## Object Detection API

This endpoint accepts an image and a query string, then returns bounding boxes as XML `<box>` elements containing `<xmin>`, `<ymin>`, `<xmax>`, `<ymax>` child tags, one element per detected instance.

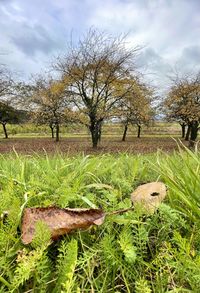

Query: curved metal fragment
<box><xmin>131</xmin><ymin>182</ymin><xmax>167</xmax><ymax>213</ymax></box>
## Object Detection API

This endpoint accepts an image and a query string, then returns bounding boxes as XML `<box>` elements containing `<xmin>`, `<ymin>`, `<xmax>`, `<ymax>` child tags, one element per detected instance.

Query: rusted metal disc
<box><xmin>131</xmin><ymin>182</ymin><xmax>167</xmax><ymax>213</ymax></box>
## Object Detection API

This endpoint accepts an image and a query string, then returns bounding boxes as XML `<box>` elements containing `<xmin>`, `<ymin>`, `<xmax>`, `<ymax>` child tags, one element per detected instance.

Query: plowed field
<box><xmin>0</xmin><ymin>136</ymin><xmax>188</xmax><ymax>155</ymax></box>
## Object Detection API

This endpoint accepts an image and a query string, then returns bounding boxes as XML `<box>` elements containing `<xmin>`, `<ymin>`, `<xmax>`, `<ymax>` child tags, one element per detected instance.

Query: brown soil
<box><xmin>0</xmin><ymin>136</ymin><xmax>188</xmax><ymax>155</ymax></box>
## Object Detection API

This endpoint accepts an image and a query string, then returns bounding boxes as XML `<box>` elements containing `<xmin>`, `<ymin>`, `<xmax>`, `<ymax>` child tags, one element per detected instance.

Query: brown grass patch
<box><xmin>0</xmin><ymin>136</ymin><xmax>188</xmax><ymax>155</ymax></box>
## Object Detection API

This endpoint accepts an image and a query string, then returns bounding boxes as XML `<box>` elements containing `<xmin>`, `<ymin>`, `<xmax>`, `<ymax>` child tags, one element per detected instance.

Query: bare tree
<box><xmin>55</xmin><ymin>29</ymin><xmax>141</xmax><ymax>148</ymax></box>
<box><xmin>0</xmin><ymin>65</ymin><xmax>13</xmax><ymax>100</ymax></box>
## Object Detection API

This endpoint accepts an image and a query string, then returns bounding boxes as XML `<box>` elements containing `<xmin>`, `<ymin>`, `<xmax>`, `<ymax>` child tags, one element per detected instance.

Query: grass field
<box><xmin>0</xmin><ymin>122</ymin><xmax>181</xmax><ymax>139</ymax></box>
<box><xmin>0</xmin><ymin>147</ymin><xmax>200</xmax><ymax>292</ymax></box>
<box><xmin>0</xmin><ymin>121</ymin><xmax>199</xmax><ymax>292</ymax></box>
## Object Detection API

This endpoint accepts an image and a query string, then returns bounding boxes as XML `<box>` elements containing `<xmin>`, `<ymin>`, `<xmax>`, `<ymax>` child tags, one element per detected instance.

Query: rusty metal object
<box><xmin>21</xmin><ymin>207</ymin><xmax>105</xmax><ymax>244</ymax></box>
<box><xmin>131</xmin><ymin>182</ymin><xmax>167</xmax><ymax>213</ymax></box>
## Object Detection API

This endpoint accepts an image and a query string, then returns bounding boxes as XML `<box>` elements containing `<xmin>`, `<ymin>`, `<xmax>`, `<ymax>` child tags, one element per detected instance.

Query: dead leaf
<box><xmin>131</xmin><ymin>182</ymin><xmax>167</xmax><ymax>213</ymax></box>
<box><xmin>21</xmin><ymin>207</ymin><xmax>105</xmax><ymax>244</ymax></box>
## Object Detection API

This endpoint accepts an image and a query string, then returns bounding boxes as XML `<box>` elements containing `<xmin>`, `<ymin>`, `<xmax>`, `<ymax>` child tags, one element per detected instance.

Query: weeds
<box><xmin>0</xmin><ymin>151</ymin><xmax>199</xmax><ymax>292</ymax></box>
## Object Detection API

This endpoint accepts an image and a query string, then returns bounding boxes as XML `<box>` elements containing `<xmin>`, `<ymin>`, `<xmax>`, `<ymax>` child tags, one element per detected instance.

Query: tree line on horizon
<box><xmin>0</xmin><ymin>30</ymin><xmax>199</xmax><ymax>148</ymax></box>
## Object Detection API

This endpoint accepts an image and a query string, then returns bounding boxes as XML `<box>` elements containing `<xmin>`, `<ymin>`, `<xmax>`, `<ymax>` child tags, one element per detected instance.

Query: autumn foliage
<box><xmin>163</xmin><ymin>74</ymin><xmax>200</xmax><ymax>143</ymax></box>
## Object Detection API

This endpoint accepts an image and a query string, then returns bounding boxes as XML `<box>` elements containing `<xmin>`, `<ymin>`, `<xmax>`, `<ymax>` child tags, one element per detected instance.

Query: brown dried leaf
<box><xmin>131</xmin><ymin>182</ymin><xmax>167</xmax><ymax>213</ymax></box>
<box><xmin>21</xmin><ymin>207</ymin><xmax>105</xmax><ymax>244</ymax></box>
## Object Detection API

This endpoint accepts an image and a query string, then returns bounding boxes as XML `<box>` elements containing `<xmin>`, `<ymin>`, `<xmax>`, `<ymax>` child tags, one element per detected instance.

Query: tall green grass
<box><xmin>0</xmin><ymin>150</ymin><xmax>199</xmax><ymax>292</ymax></box>
<box><xmin>156</xmin><ymin>145</ymin><xmax>200</xmax><ymax>222</ymax></box>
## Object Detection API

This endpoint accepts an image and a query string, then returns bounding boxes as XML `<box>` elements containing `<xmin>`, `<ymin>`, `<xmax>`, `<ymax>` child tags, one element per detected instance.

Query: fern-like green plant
<box><xmin>135</xmin><ymin>278</ymin><xmax>152</xmax><ymax>293</ymax></box>
<box><xmin>11</xmin><ymin>247</ymin><xmax>47</xmax><ymax>292</ymax></box>
<box><xmin>53</xmin><ymin>239</ymin><xmax>78</xmax><ymax>293</ymax></box>
<box><xmin>118</xmin><ymin>227</ymin><xmax>137</xmax><ymax>264</ymax></box>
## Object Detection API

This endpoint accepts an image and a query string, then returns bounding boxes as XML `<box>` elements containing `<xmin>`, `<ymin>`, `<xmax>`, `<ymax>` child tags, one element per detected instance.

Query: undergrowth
<box><xmin>0</xmin><ymin>148</ymin><xmax>199</xmax><ymax>292</ymax></box>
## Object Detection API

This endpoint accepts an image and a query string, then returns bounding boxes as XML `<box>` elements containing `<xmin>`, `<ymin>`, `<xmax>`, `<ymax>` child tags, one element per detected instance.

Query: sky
<box><xmin>0</xmin><ymin>0</ymin><xmax>200</xmax><ymax>91</ymax></box>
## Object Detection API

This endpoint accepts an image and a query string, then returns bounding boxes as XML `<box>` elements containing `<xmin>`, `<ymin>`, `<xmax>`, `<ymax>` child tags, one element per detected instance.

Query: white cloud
<box><xmin>0</xmin><ymin>0</ymin><xmax>199</xmax><ymax>88</ymax></box>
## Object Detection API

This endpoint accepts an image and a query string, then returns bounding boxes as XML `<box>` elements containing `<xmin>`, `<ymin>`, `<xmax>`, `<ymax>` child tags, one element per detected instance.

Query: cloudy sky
<box><xmin>0</xmin><ymin>0</ymin><xmax>200</xmax><ymax>90</ymax></box>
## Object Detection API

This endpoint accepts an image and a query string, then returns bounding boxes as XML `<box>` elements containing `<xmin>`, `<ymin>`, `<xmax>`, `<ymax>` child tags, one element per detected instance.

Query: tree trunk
<box><xmin>137</xmin><ymin>125</ymin><xmax>141</xmax><ymax>138</ymax></box>
<box><xmin>55</xmin><ymin>123</ymin><xmax>59</xmax><ymax>142</ymax></box>
<box><xmin>89</xmin><ymin>120</ymin><xmax>101</xmax><ymax>148</ymax></box>
<box><xmin>50</xmin><ymin>125</ymin><xmax>54</xmax><ymax>139</ymax></box>
<box><xmin>122</xmin><ymin>123</ymin><xmax>128</xmax><ymax>141</ymax></box>
<box><xmin>190</xmin><ymin>121</ymin><xmax>198</xmax><ymax>141</ymax></box>
<box><xmin>91</xmin><ymin>128</ymin><xmax>99</xmax><ymax>148</ymax></box>
<box><xmin>2</xmin><ymin>123</ymin><xmax>8</xmax><ymax>139</ymax></box>
<box><xmin>185</xmin><ymin>124</ymin><xmax>191</xmax><ymax>141</ymax></box>
<box><xmin>98</xmin><ymin>120</ymin><xmax>103</xmax><ymax>143</ymax></box>
<box><xmin>180</xmin><ymin>123</ymin><xmax>186</xmax><ymax>138</ymax></box>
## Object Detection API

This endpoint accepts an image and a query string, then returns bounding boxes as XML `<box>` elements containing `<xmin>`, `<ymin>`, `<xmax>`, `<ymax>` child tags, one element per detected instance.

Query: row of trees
<box><xmin>20</xmin><ymin>30</ymin><xmax>154</xmax><ymax>147</ymax></box>
<box><xmin>163</xmin><ymin>74</ymin><xmax>200</xmax><ymax>145</ymax></box>
<box><xmin>0</xmin><ymin>30</ymin><xmax>199</xmax><ymax>148</ymax></box>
